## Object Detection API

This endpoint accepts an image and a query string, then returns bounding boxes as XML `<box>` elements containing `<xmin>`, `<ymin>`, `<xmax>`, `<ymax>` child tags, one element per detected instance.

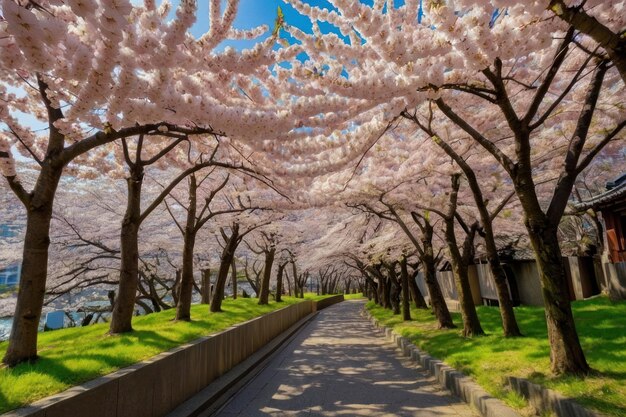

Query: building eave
<box><xmin>573</xmin><ymin>182</ymin><xmax>626</xmax><ymax>211</ymax></box>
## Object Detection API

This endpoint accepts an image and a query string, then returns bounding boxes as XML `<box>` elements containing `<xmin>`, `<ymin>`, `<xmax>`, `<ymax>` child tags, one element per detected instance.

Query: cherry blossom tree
<box><xmin>0</xmin><ymin>0</ymin><xmax>275</xmax><ymax>366</ymax></box>
<box><xmin>548</xmin><ymin>0</ymin><xmax>626</xmax><ymax>82</ymax></box>
<box><xmin>2</xmin><ymin>0</ymin><xmax>624</xmax><ymax>377</ymax></box>
<box><xmin>210</xmin><ymin>212</ymin><xmax>272</xmax><ymax>312</ymax></box>
<box><xmin>245</xmin><ymin>230</ymin><xmax>279</xmax><ymax>305</ymax></box>
<box><xmin>431</xmin><ymin>39</ymin><xmax>624</xmax><ymax>375</ymax></box>
<box><xmin>272</xmin><ymin>0</ymin><xmax>624</xmax><ymax>375</ymax></box>
<box><xmin>163</xmin><ymin>171</ymin><xmax>259</xmax><ymax>321</ymax></box>
<box><xmin>402</xmin><ymin>107</ymin><xmax>522</xmax><ymax>336</ymax></box>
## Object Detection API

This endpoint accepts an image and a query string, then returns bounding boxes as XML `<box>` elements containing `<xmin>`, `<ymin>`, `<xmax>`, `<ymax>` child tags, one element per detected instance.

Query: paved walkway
<box><xmin>215</xmin><ymin>300</ymin><xmax>477</xmax><ymax>417</ymax></box>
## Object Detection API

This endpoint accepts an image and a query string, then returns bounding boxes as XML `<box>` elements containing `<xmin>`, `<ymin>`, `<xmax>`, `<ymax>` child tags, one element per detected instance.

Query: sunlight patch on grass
<box><xmin>367</xmin><ymin>297</ymin><xmax>626</xmax><ymax>417</ymax></box>
<box><xmin>344</xmin><ymin>293</ymin><xmax>365</xmax><ymax>300</ymax></box>
<box><xmin>0</xmin><ymin>297</ymin><xmax>304</xmax><ymax>413</ymax></box>
<box><xmin>302</xmin><ymin>293</ymin><xmax>338</xmax><ymax>301</ymax></box>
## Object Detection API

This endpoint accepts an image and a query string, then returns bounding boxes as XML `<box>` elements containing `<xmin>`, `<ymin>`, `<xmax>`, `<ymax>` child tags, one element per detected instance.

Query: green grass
<box><xmin>0</xmin><ymin>297</ymin><xmax>304</xmax><ymax>413</ymax></box>
<box><xmin>344</xmin><ymin>292</ymin><xmax>365</xmax><ymax>300</ymax></box>
<box><xmin>301</xmin><ymin>292</ymin><xmax>338</xmax><ymax>301</ymax></box>
<box><xmin>367</xmin><ymin>297</ymin><xmax>626</xmax><ymax>417</ymax></box>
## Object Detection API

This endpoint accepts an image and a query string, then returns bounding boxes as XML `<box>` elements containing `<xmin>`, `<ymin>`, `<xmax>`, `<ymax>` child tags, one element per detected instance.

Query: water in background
<box><xmin>0</xmin><ymin>317</ymin><xmax>13</xmax><ymax>341</ymax></box>
<box><xmin>0</xmin><ymin>280</ymin><xmax>259</xmax><ymax>341</ymax></box>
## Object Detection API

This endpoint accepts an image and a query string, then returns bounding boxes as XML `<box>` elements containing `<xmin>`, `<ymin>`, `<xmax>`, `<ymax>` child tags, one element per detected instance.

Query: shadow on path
<box><xmin>216</xmin><ymin>300</ymin><xmax>477</xmax><ymax>417</ymax></box>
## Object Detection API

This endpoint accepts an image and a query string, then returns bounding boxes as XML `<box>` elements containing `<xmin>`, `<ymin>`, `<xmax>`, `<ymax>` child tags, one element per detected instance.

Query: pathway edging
<box><xmin>507</xmin><ymin>376</ymin><xmax>608</xmax><ymax>417</ymax></box>
<box><xmin>363</xmin><ymin>308</ymin><xmax>521</xmax><ymax>417</ymax></box>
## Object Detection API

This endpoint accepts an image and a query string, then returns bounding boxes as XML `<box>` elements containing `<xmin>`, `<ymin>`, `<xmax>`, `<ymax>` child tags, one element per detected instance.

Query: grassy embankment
<box><xmin>302</xmin><ymin>292</ymin><xmax>364</xmax><ymax>301</ymax></box>
<box><xmin>0</xmin><ymin>295</ymin><xmax>330</xmax><ymax>413</ymax></box>
<box><xmin>344</xmin><ymin>292</ymin><xmax>365</xmax><ymax>300</ymax></box>
<box><xmin>367</xmin><ymin>297</ymin><xmax>626</xmax><ymax>416</ymax></box>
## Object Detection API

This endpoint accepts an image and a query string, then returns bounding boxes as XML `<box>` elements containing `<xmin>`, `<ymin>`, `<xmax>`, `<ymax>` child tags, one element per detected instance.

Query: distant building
<box><xmin>575</xmin><ymin>174</ymin><xmax>626</xmax><ymax>262</ymax></box>
<box><xmin>0</xmin><ymin>223</ymin><xmax>21</xmax><ymax>288</ymax></box>
<box><xmin>0</xmin><ymin>264</ymin><xmax>20</xmax><ymax>287</ymax></box>
<box><xmin>0</xmin><ymin>224</ymin><xmax>19</xmax><ymax>238</ymax></box>
<box><xmin>575</xmin><ymin>174</ymin><xmax>626</xmax><ymax>299</ymax></box>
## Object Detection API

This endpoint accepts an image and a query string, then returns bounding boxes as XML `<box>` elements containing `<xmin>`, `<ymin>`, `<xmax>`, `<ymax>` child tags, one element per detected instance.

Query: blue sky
<box><xmin>173</xmin><ymin>0</ymin><xmax>409</xmax><ymax>50</ymax></box>
<box><xmin>187</xmin><ymin>0</ymin><xmax>342</xmax><ymax>50</ymax></box>
<box><xmin>10</xmin><ymin>1</ymin><xmax>417</xmax><ymax>134</ymax></box>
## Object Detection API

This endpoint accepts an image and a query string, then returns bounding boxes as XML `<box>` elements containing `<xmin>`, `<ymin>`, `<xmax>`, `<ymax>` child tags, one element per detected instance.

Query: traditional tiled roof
<box><xmin>574</xmin><ymin>176</ymin><xmax>626</xmax><ymax>211</ymax></box>
<box><xmin>474</xmin><ymin>234</ymin><xmax>537</xmax><ymax>262</ymax></box>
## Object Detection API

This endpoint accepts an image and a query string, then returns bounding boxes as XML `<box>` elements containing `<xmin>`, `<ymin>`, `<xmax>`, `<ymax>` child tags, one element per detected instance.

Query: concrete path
<box><xmin>215</xmin><ymin>300</ymin><xmax>477</xmax><ymax>417</ymax></box>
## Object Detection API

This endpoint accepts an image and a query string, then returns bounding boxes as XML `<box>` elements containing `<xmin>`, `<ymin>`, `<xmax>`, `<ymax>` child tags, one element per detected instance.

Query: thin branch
<box><xmin>163</xmin><ymin>199</ymin><xmax>185</xmax><ymax>235</ymax></box>
<box><xmin>8</xmin><ymin>127</ymin><xmax>42</xmax><ymax>165</ymax></box>
<box><xmin>529</xmin><ymin>52</ymin><xmax>595</xmax><ymax>130</ymax></box>
<box><xmin>576</xmin><ymin>119</ymin><xmax>626</xmax><ymax>174</ymax></box>
<box><xmin>121</xmin><ymin>137</ymin><xmax>134</xmax><ymax>168</ymax></box>
<box><xmin>142</xmin><ymin>136</ymin><xmax>189</xmax><ymax>166</ymax></box>
<box><xmin>522</xmin><ymin>27</ymin><xmax>575</xmax><ymax>125</ymax></box>
<box><xmin>489</xmin><ymin>190</ymin><xmax>516</xmax><ymax>221</ymax></box>
<box><xmin>5</xmin><ymin>175</ymin><xmax>31</xmax><ymax>206</ymax></box>
<box><xmin>341</xmin><ymin>118</ymin><xmax>397</xmax><ymax>191</ymax></box>
<box><xmin>435</xmin><ymin>98</ymin><xmax>516</xmax><ymax>174</ymax></box>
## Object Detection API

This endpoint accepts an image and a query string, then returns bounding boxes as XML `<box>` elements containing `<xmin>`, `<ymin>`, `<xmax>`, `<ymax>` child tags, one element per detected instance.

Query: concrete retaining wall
<box><xmin>312</xmin><ymin>294</ymin><xmax>344</xmax><ymax>311</ymax></box>
<box><xmin>3</xmin><ymin>301</ymin><xmax>315</xmax><ymax>417</ymax></box>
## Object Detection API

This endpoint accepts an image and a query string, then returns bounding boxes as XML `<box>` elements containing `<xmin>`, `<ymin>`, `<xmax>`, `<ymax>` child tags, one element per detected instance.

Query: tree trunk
<box><xmin>527</xmin><ymin>219</ymin><xmax>590</xmax><ymax>375</ymax></box>
<box><xmin>285</xmin><ymin>269</ymin><xmax>292</xmax><ymax>296</ymax></box>
<box><xmin>290</xmin><ymin>262</ymin><xmax>298</xmax><ymax>298</ymax></box>
<box><xmin>175</xmin><ymin>230</ymin><xmax>196</xmax><ymax>321</ymax></box>
<box><xmin>201</xmin><ymin>269</ymin><xmax>211</xmax><ymax>304</ymax></box>
<box><xmin>231</xmin><ymin>260</ymin><xmax>238</xmax><ymax>300</ymax></box>
<box><xmin>258</xmin><ymin>248</ymin><xmax>275</xmax><ymax>305</ymax></box>
<box><xmin>276</xmin><ymin>262</ymin><xmax>286</xmax><ymax>302</ymax></box>
<box><xmin>515</xmin><ymin>159</ymin><xmax>589</xmax><ymax>374</ymax></box>
<box><xmin>428</xmin><ymin>120</ymin><xmax>522</xmax><ymax>337</ymax></box>
<box><xmin>443</xmin><ymin>214</ymin><xmax>483</xmax><ymax>337</ymax></box>
<box><xmin>380</xmin><ymin>276</ymin><xmax>390</xmax><ymax>309</ymax></box>
<box><xmin>110</xmin><ymin>168</ymin><xmax>143</xmax><ymax>334</ymax></box>
<box><xmin>408</xmin><ymin>269</ymin><xmax>428</xmax><ymax>309</ymax></box>
<box><xmin>390</xmin><ymin>278</ymin><xmax>401</xmax><ymax>315</ymax></box>
<box><xmin>488</xmin><ymin>254</ymin><xmax>522</xmax><ymax>336</ymax></box>
<box><xmin>3</xmin><ymin>165</ymin><xmax>61</xmax><ymax>366</ymax></box>
<box><xmin>366</xmin><ymin>276</ymin><xmax>379</xmax><ymax>304</ymax></box>
<box><xmin>172</xmin><ymin>270</ymin><xmax>182</xmax><ymax>307</ymax></box>
<box><xmin>422</xmin><ymin>254</ymin><xmax>455</xmax><ymax>329</ymax></box>
<box><xmin>366</xmin><ymin>280</ymin><xmax>372</xmax><ymax>300</ymax></box>
<box><xmin>386</xmin><ymin>264</ymin><xmax>401</xmax><ymax>315</ymax></box>
<box><xmin>451</xmin><ymin>253</ymin><xmax>484</xmax><ymax>337</ymax></box>
<box><xmin>175</xmin><ymin>175</ymin><xmax>198</xmax><ymax>321</ymax></box>
<box><xmin>400</xmin><ymin>258</ymin><xmax>412</xmax><ymax>321</ymax></box>
<box><xmin>463</xmin><ymin>167</ymin><xmax>521</xmax><ymax>336</ymax></box>
<box><xmin>211</xmin><ymin>225</ymin><xmax>239</xmax><ymax>312</ymax></box>
<box><xmin>403</xmin><ymin>213</ymin><xmax>454</xmax><ymax>328</ymax></box>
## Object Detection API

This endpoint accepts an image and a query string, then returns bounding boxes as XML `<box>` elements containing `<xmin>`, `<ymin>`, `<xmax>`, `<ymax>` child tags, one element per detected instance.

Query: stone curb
<box><xmin>363</xmin><ymin>309</ymin><xmax>521</xmax><ymax>417</ymax></box>
<box><xmin>507</xmin><ymin>376</ymin><xmax>609</xmax><ymax>417</ymax></box>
